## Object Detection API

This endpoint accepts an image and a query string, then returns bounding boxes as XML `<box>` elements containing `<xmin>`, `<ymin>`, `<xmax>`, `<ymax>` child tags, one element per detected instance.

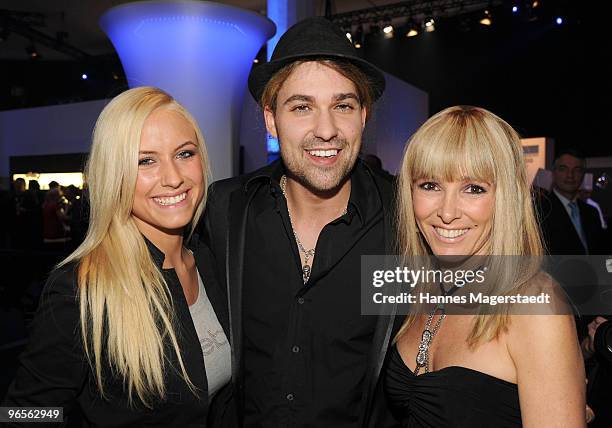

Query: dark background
<box><xmin>357</xmin><ymin>1</ymin><xmax>611</xmax><ymax>156</ymax></box>
<box><xmin>2</xmin><ymin>0</ymin><xmax>610</xmax><ymax>156</ymax></box>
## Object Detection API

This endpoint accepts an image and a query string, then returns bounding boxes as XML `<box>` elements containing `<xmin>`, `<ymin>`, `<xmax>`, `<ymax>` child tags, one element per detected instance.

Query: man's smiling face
<box><xmin>264</xmin><ymin>61</ymin><xmax>366</xmax><ymax>193</ymax></box>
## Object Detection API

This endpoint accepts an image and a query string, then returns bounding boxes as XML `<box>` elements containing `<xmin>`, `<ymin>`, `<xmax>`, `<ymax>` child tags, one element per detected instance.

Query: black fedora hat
<box><xmin>248</xmin><ymin>16</ymin><xmax>386</xmax><ymax>103</ymax></box>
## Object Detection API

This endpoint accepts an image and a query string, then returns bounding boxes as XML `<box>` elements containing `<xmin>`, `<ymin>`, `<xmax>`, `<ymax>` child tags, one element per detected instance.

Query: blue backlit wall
<box><xmin>266</xmin><ymin>0</ymin><xmax>314</xmax><ymax>59</ymax></box>
<box><xmin>362</xmin><ymin>72</ymin><xmax>429</xmax><ymax>174</ymax></box>
<box><xmin>100</xmin><ymin>1</ymin><xmax>275</xmax><ymax>179</ymax></box>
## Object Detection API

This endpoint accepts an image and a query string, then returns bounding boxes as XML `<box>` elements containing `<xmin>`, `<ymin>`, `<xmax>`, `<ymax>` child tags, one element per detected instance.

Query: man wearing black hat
<box><xmin>202</xmin><ymin>17</ymin><xmax>399</xmax><ymax>427</ymax></box>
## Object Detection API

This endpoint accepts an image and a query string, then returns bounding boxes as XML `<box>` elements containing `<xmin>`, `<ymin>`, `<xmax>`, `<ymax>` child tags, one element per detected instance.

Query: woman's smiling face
<box><xmin>131</xmin><ymin>108</ymin><xmax>204</xmax><ymax>239</ymax></box>
<box><xmin>412</xmin><ymin>178</ymin><xmax>495</xmax><ymax>256</ymax></box>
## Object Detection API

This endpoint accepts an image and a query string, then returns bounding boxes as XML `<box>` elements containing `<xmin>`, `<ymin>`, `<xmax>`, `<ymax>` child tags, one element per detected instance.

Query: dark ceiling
<box><xmin>0</xmin><ymin>0</ymin><xmax>398</xmax><ymax>108</ymax></box>
<box><xmin>1</xmin><ymin>0</ymin><xmax>610</xmax><ymax>157</ymax></box>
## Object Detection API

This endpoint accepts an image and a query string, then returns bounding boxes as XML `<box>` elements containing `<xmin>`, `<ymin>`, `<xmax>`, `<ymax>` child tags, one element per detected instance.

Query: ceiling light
<box><xmin>406</xmin><ymin>27</ymin><xmax>419</xmax><ymax>37</ymax></box>
<box><xmin>26</xmin><ymin>45</ymin><xmax>40</xmax><ymax>59</ymax></box>
<box><xmin>354</xmin><ymin>26</ymin><xmax>364</xmax><ymax>48</ymax></box>
<box><xmin>479</xmin><ymin>10</ymin><xmax>492</xmax><ymax>26</ymax></box>
<box><xmin>383</xmin><ymin>24</ymin><xmax>394</xmax><ymax>39</ymax></box>
<box><xmin>424</xmin><ymin>18</ymin><xmax>435</xmax><ymax>32</ymax></box>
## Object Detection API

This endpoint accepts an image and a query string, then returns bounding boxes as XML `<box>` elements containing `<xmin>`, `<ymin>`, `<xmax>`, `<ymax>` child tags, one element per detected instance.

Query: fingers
<box><xmin>586</xmin><ymin>404</ymin><xmax>595</xmax><ymax>424</ymax></box>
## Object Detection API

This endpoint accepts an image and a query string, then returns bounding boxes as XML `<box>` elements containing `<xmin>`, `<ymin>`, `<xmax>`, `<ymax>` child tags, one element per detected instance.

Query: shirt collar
<box><xmin>143</xmin><ymin>232</ymin><xmax>199</xmax><ymax>270</ymax></box>
<box><xmin>245</xmin><ymin>159</ymin><xmax>284</xmax><ymax>191</ymax></box>
<box><xmin>246</xmin><ymin>158</ymin><xmax>382</xmax><ymax>226</ymax></box>
<box><xmin>552</xmin><ymin>187</ymin><xmax>576</xmax><ymax>206</ymax></box>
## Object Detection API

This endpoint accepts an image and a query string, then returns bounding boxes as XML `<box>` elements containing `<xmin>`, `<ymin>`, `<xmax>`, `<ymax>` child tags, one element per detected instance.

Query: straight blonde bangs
<box><xmin>405</xmin><ymin>111</ymin><xmax>498</xmax><ymax>186</ymax></box>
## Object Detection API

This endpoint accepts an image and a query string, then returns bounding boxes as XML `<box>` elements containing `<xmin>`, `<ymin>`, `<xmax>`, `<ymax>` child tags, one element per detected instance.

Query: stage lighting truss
<box><xmin>331</xmin><ymin>0</ymin><xmax>502</xmax><ymax>39</ymax></box>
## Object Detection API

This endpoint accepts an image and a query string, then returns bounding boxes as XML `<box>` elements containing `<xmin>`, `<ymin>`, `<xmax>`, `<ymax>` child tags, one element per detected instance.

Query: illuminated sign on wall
<box><xmin>521</xmin><ymin>137</ymin><xmax>554</xmax><ymax>185</ymax></box>
<box><xmin>12</xmin><ymin>172</ymin><xmax>84</xmax><ymax>190</ymax></box>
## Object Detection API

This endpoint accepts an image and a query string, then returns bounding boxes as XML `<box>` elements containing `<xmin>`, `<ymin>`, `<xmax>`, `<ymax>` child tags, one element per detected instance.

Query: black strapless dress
<box><xmin>384</xmin><ymin>346</ymin><xmax>522</xmax><ymax>427</ymax></box>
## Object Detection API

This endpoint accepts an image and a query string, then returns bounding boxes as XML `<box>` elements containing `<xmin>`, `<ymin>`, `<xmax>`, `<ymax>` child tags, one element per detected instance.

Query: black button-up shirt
<box><xmin>242</xmin><ymin>161</ymin><xmax>387</xmax><ymax>427</ymax></box>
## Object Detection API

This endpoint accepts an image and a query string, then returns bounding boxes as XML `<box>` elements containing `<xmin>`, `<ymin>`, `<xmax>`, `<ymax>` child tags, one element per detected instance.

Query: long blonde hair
<box><xmin>59</xmin><ymin>87</ymin><xmax>209</xmax><ymax>406</ymax></box>
<box><xmin>395</xmin><ymin>105</ymin><xmax>543</xmax><ymax>345</ymax></box>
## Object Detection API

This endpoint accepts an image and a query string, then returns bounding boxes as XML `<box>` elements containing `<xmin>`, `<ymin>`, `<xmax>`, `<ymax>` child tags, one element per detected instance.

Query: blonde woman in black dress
<box><xmin>385</xmin><ymin>106</ymin><xmax>585</xmax><ymax>427</ymax></box>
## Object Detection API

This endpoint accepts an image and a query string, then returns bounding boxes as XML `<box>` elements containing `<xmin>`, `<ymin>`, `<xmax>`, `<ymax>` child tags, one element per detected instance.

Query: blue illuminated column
<box><xmin>100</xmin><ymin>1</ymin><xmax>275</xmax><ymax>179</ymax></box>
<box><xmin>266</xmin><ymin>0</ymin><xmax>314</xmax><ymax>60</ymax></box>
<box><xmin>265</xmin><ymin>0</ymin><xmax>314</xmax><ymax>163</ymax></box>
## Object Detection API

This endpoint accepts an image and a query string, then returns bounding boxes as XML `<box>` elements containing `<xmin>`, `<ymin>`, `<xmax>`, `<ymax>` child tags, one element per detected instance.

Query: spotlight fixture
<box><xmin>479</xmin><ymin>10</ymin><xmax>492</xmax><ymax>26</ymax></box>
<box><xmin>354</xmin><ymin>25</ymin><xmax>364</xmax><ymax>48</ymax></box>
<box><xmin>532</xmin><ymin>1</ymin><xmax>539</xmax><ymax>8</ymax></box>
<box><xmin>253</xmin><ymin>58</ymin><xmax>259</xmax><ymax>63</ymax></box>
<box><xmin>26</xmin><ymin>44</ymin><xmax>40</xmax><ymax>59</ymax></box>
<box><xmin>555</xmin><ymin>16</ymin><xmax>563</xmax><ymax>25</ymax></box>
<box><xmin>424</xmin><ymin>17</ymin><xmax>435</xmax><ymax>32</ymax></box>
<box><xmin>81</xmin><ymin>73</ymin><xmax>88</xmax><ymax>80</ymax></box>
<box><xmin>512</xmin><ymin>5</ymin><xmax>519</xmax><ymax>13</ymax></box>
<box><xmin>406</xmin><ymin>18</ymin><xmax>419</xmax><ymax>37</ymax></box>
<box><xmin>383</xmin><ymin>23</ymin><xmax>394</xmax><ymax>39</ymax></box>
<box><xmin>345</xmin><ymin>31</ymin><xmax>352</xmax><ymax>41</ymax></box>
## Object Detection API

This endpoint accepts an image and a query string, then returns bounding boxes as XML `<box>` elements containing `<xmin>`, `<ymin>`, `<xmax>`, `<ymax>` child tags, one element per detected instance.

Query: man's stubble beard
<box><xmin>280</xmin><ymin>137</ymin><xmax>360</xmax><ymax>195</ymax></box>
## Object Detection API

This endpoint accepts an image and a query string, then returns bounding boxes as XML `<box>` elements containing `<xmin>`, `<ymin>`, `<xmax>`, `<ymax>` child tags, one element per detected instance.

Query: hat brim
<box><xmin>248</xmin><ymin>52</ymin><xmax>386</xmax><ymax>104</ymax></box>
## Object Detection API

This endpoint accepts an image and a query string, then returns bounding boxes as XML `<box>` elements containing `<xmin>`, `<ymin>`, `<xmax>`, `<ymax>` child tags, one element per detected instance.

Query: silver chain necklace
<box><xmin>279</xmin><ymin>175</ymin><xmax>346</xmax><ymax>283</ymax></box>
<box><xmin>414</xmin><ymin>304</ymin><xmax>446</xmax><ymax>375</ymax></box>
<box><xmin>413</xmin><ymin>281</ymin><xmax>460</xmax><ymax>375</ymax></box>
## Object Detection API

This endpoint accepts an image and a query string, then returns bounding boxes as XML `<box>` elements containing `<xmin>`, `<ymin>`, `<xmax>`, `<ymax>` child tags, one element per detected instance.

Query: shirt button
<box><xmin>292</xmin><ymin>345</ymin><xmax>300</xmax><ymax>353</ymax></box>
<box><xmin>286</xmin><ymin>393</ymin><xmax>294</xmax><ymax>401</ymax></box>
<box><xmin>297</xmin><ymin>297</ymin><xmax>305</xmax><ymax>304</ymax></box>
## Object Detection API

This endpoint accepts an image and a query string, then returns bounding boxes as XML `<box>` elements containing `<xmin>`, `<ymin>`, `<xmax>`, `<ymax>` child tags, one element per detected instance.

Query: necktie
<box><xmin>568</xmin><ymin>201</ymin><xmax>588</xmax><ymax>252</ymax></box>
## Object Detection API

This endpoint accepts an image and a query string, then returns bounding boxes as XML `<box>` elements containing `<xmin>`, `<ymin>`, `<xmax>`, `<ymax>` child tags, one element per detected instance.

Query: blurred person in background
<box><xmin>41</xmin><ymin>180</ymin><xmax>70</xmax><ymax>251</ymax></box>
<box><xmin>9</xmin><ymin>178</ymin><xmax>27</xmax><ymax>249</ymax></box>
<box><xmin>536</xmin><ymin>150</ymin><xmax>606</xmax><ymax>255</ymax></box>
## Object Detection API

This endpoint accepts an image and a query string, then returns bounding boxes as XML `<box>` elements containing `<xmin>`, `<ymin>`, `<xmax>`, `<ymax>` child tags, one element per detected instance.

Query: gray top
<box><xmin>189</xmin><ymin>269</ymin><xmax>231</xmax><ymax>399</ymax></box>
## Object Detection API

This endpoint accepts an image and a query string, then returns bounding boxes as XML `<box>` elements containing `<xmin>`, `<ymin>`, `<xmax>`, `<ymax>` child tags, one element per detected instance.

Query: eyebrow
<box><xmin>139</xmin><ymin>141</ymin><xmax>196</xmax><ymax>155</ymax></box>
<box><xmin>282</xmin><ymin>92</ymin><xmax>361</xmax><ymax>106</ymax></box>
<box><xmin>283</xmin><ymin>95</ymin><xmax>314</xmax><ymax>105</ymax></box>
<box><xmin>334</xmin><ymin>93</ymin><xmax>360</xmax><ymax>102</ymax></box>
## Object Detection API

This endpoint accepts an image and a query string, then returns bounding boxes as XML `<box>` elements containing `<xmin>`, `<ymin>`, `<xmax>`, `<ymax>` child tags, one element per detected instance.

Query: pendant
<box><xmin>302</xmin><ymin>264</ymin><xmax>311</xmax><ymax>283</ymax></box>
<box><xmin>416</xmin><ymin>329</ymin><xmax>432</xmax><ymax>367</ymax></box>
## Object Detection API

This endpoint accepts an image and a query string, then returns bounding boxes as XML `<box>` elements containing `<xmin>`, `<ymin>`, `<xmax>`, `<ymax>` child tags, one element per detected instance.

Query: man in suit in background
<box><xmin>538</xmin><ymin>150</ymin><xmax>605</xmax><ymax>255</ymax></box>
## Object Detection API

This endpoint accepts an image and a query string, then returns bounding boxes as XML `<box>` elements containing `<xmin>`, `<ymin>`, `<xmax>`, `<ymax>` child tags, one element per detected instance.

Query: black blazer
<box><xmin>536</xmin><ymin>189</ymin><xmax>606</xmax><ymax>255</ymax></box>
<box><xmin>200</xmin><ymin>160</ymin><xmax>402</xmax><ymax>428</ymax></box>
<box><xmin>2</xmin><ymin>236</ymin><xmax>231</xmax><ymax>427</ymax></box>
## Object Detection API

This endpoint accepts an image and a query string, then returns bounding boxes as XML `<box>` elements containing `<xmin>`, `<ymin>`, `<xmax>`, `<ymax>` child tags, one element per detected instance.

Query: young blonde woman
<box><xmin>384</xmin><ymin>106</ymin><xmax>586</xmax><ymax>427</ymax></box>
<box><xmin>3</xmin><ymin>87</ymin><xmax>232</xmax><ymax>427</ymax></box>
